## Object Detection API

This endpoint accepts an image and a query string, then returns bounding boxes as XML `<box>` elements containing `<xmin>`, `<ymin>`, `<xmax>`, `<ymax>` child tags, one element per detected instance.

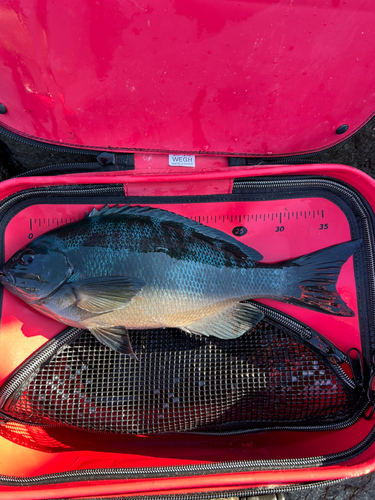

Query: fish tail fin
<box><xmin>282</xmin><ymin>240</ymin><xmax>361</xmax><ymax>316</ymax></box>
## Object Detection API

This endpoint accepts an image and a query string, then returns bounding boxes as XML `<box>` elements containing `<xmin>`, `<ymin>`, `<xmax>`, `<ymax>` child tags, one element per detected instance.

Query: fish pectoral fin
<box><xmin>88</xmin><ymin>325</ymin><xmax>137</xmax><ymax>359</ymax></box>
<box><xmin>185</xmin><ymin>302</ymin><xmax>264</xmax><ymax>340</ymax></box>
<box><xmin>72</xmin><ymin>276</ymin><xmax>146</xmax><ymax>313</ymax></box>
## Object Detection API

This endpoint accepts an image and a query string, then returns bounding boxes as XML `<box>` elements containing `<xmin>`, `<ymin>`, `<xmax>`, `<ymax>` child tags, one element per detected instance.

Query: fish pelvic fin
<box><xmin>184</xmin><ymin>302</ymin><xmax>264</xmax><ymax>340</ymax></box>
<box><xmin>282</xmin><ymin>239</ymin><xmax>362</xmax><ymax>316</ymax></box>
<box><xmin>88</xmin><ymin>325</ymin><xmax>137</xmax><ymax>359</ymax></box>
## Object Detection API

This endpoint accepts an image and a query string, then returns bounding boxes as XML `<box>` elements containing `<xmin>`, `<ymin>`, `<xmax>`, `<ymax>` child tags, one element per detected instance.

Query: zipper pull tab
<box><xmin>97</xmin><ymin>152</ymin><xmax>115</xmax><ymax>166</ymax></box>
<box><xmin>347</xmin><ymin>348</ymin><xmax>364</xmax><ymax>389</ymax></box>
<box><xmin>300</xmin><ymin>327</ymin><xmax>347</xmax><ymax>364</ymax></box>
<box><xmin>364</xmin><ymin>354</ymin><xmax>375</xmax><ymax>420</ymax></box>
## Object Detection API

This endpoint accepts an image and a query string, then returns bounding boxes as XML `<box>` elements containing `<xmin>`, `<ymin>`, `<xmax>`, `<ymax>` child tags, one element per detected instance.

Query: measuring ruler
<box><xmin>5</xmin><ymin>198</ymin><xmax>349</xmax><ymax>266</ymax></box>
<box><xmin>28</xmin><ymin>208</ymin><xmax>326</xmax><ymax>233</ymax></box>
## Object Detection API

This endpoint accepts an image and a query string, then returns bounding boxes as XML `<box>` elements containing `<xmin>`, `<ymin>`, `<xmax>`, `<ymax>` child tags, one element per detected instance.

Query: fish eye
<box><xmin>22</xmin><ymin>255</ymin><xmax>34</xmax><ymax>265</ymax></box>
<box><xmin>19</xmin><ymin>250</ymin><xmax>35</xmax><ymax>266</ymax></box>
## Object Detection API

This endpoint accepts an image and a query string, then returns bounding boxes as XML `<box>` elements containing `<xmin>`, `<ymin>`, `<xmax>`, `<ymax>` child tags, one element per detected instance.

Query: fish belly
<box><xmin>78</xmin><ymin>265</ymin><xmax>287</xmax><ymax>330</ymax></box>
<box><xmin>83</xmin><ymin>293</ymin><xmax>240</xmax><ymax>330</ymax></box>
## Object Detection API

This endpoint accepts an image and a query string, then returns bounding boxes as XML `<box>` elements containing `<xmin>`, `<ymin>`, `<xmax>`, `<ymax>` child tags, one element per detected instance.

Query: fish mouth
<box><xmin>0</xmin><ymin>268</ymin><xmax>15</xmax><ymax>285</ymax></box>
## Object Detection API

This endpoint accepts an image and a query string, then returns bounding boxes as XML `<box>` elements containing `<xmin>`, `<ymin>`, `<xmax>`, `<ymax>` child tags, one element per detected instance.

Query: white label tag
<box><xmin>168</xmin><ymin>155</ymin><xmax>195</xmax><ymax>167</ymax></box>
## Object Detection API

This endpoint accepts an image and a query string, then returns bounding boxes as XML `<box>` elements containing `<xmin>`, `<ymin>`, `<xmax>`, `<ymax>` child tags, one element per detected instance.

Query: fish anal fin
<box><xmin>88</xmin><ymin>325</ymin><xmax>137</xmax><ymax>359</ymax></box>
<box><xmin>72</xmin><ymin>276</ymin><xmax>146</xmax><ymax>313</ymax></box>
<box><xmin>185</xmin><ymin>302</ymin><xmax>264</xmax><ymax>340</ymax></box>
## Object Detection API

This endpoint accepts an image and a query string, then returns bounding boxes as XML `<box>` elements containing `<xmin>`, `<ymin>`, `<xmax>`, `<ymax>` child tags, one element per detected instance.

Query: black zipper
<box><xmin>0</xmin><ymin>125</ymin><xmax>126</xmax><ymax>157</ymax></box>
<box><xmin>0</xmin><ymin>125</ymin><xmax>135</xmax><ymax>174</ymax></box>
<box><xmin>0</xmin><ymin>477</ymin><xmax>351</xmax><ymax>499</ymax></box>
<box><xmin>0</xmin><ymin>184</ymin><xmax>124</xmax><ymax>220</ymax></box>
<box><xmin>0</xmin><ymin>328</ymin><xmax>82</xmax><ymax>411</ymax></box>
<box><xmin>13</xmin><ymin>162</ymin><xmax>120</xmax><ymax>178</ymax></box>
<box><xmin>44</xmin><ymin>478</ymin><xmax>354</xmax><ymax>500</ymax></box>
<box><xmin>254</xmin><ymin>303</ymin><xmax>356</xmax><ymax>389</ymax></box>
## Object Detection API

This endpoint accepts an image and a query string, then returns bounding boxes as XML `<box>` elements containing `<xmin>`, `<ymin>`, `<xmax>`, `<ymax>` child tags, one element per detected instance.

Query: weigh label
<box><xmin>168</xmin><ymin>155</ymin><xmax>195</xmax><ymax>167</ymax></box>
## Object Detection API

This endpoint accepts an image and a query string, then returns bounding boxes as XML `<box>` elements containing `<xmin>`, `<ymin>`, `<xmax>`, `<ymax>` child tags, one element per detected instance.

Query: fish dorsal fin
<box><xmin>72</xmin><ymin>276</ymin><xmax>146</xmax><ymax>313</ymax></box>
<box><xmin>184</xmin><ymin>302</ymin><xmax>264</xmax><ymax>340</ymax></box>
<box><xmin>88</xmin><ymin>325</ymin><xmax>137</xmax><ymax>359</ymax></box>
<box><xmin>87</xmin><ymin>204</ymin><xmax>263</xmax><ymax>262</ymax></box>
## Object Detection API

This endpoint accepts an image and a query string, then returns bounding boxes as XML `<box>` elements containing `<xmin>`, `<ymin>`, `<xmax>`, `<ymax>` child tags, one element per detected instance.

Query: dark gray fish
<box><xmin>0</xmin><ymin>205</ymin><xmax>360</xmax><ymax>358</ymax></box>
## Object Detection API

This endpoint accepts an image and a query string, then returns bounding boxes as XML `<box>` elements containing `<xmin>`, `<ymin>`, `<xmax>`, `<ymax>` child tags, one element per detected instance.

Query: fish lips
<box><xmin>0</xmin><ymin>251</ymin><xmax>74</xmax><ymax>302</ymax></box>
<box><xmin>0</xmin><ymin>268</ymin><xmax>14</xmax><ymax>285</ymax></box>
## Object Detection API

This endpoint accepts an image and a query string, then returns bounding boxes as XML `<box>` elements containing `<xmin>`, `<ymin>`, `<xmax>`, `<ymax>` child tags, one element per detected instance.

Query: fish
<box><xmin>0</xmin><ymin>205</ymin><xmax>360</xmax><ymax>359</ymax></box>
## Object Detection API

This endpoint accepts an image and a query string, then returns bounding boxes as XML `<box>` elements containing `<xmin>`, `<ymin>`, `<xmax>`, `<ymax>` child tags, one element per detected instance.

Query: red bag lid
<box><xmin>0</xmin><ymin>0</ymin><xmax>374</xmax><ymax>156</ymax></box>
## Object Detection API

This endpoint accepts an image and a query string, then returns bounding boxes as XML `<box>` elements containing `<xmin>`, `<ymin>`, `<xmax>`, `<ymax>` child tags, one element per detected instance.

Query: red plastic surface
<box><xmin>1</xmin><ymin>1</ymin><xmax>375</xmax><ymax>155</ymax></box>
<box><xmin>0</xmin><ymin>163</ymin><xmax>374</xmax><ymax>498</ymax></box>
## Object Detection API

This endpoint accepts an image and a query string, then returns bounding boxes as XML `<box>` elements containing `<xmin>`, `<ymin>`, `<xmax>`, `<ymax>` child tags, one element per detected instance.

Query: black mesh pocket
<box><xmin>1</xmin><ymin>316</ymin><xmax>365</xmax><ymax>435</ymax></box>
